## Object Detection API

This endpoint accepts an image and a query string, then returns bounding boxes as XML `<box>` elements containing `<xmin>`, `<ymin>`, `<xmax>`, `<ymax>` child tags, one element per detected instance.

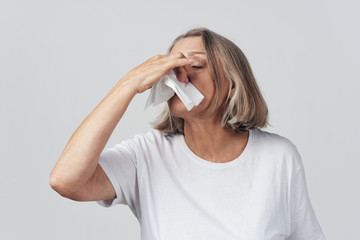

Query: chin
<box><xmin>167</xmin><ymin>95</ymin><xmax>188</xmax><ymax>118</ymax></box>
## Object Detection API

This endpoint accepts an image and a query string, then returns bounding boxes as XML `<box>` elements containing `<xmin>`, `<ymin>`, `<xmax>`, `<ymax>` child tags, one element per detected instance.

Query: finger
<box><xmin>168</xmin><ymin>52</ymin><xmax>187</xmax><ymax>59</ymax></box>
<box><xmin>166</xmin><ymin>57</ymin><xmax>193</xmax><ymax>70</ymax></box>
<box><xmin>177</xmin><ymin>66</ymin><xmax>189</xmax><ymax>83</ymax></box>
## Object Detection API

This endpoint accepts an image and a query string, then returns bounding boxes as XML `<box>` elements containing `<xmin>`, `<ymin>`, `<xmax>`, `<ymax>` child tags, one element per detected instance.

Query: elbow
<box><xmin>49</xmin><ymin>173</ymin><xmax>75</xmax><ymax>199</ymax></box>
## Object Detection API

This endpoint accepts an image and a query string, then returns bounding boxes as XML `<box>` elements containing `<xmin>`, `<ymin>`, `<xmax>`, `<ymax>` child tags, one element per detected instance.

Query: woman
<box><xmin>50</xmin><ymin>28</ymin><xmax>326</xmax><ymax>240</ymax></box>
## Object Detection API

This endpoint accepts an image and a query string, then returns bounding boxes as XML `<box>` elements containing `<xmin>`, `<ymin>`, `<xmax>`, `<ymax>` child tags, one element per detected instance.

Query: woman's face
<box><xmin>167</xmin><ymin>36</ymin><xmax>230</xmax><ymax>121</ymax></box>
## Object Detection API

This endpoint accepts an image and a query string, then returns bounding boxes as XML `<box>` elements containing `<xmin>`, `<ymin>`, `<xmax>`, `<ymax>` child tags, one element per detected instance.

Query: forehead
<box><xmin>170</xmin><ymin>37</ymin><xmax>205</xmax><ymax>57</ymax></box>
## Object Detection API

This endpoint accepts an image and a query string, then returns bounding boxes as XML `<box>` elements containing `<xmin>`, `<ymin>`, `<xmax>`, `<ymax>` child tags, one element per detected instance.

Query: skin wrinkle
<box><xmin>153</xmin><ymin>28</ymin><xmax>269</xmax><ymax>142</ymax></box>
<box><xmin>167</xmin><ymin>37</ymin><xmax>249</xmax><ymax>163</ymax></box>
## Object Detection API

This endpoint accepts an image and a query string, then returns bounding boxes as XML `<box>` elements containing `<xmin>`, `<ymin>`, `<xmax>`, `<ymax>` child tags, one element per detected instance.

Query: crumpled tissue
<box><xmin>144</xmin><ymin>70</ymin><xmax>204</xmax><ymax>111</ymax></box>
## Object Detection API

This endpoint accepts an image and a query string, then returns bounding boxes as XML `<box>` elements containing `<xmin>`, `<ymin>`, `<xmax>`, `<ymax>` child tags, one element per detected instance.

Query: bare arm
<box><xmin>49</xmin><ymin>78</ymin><xmax>136</xmax><ymax>200</ymax></box>
<box><xmin>50</xmin><ymin>53</ymin><xmax>192</xmax><ymax>201</ymax></box>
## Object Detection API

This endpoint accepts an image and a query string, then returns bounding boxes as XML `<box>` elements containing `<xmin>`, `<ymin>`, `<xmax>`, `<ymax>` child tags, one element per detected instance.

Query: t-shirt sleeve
<box><xmin>286</xmin><ymin>147</ymin><xmax>327</xmax><ymax>240</ymax></box>
<box><xmin>95</xmin><ymin>136</ymin><xmax>141</xmax><ymax>217</ymax></box>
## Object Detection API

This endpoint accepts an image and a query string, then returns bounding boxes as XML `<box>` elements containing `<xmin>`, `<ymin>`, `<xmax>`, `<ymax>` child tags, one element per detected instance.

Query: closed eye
<box><xmin>191</xmin><ymin>66</ymin><xmax>203</xmax><ymax>69</ymax></box>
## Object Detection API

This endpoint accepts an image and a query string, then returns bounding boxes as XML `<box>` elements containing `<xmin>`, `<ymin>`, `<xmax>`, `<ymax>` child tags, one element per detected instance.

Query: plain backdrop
<box><xmin>1</xmin><ymin>0</ymin><xmax>359</xmax><ymax>239</ymax></box>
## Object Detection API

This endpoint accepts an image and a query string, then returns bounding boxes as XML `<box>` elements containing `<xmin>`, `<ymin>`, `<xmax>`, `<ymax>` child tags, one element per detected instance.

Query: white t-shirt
<box><xmin>96</xmin><ymin>127</ymin><xmax>326</xmax><ymax>240</ymax></box>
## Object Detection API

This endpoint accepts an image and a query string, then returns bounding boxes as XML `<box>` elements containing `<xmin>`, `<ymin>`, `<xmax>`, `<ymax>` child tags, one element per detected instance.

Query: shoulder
<box><xmin>119</xmin><ymin>128</ymin><xmax>176</xmax><ymax>148</ymax></box>
<box><xmin>251</xmin><ymin>128</ymin><xmax>304</xmax><ymax>174</ymax></box>
<box><xmin>252</xmin><ymin>128</ymin><xmax>301</xmax><ymax>158</ymax></box>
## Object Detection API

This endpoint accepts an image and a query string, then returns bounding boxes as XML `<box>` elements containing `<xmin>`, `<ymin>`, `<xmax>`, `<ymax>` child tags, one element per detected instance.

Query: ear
<box><xmin>229</xmin><ymin>83</ymin><xmax>235</xmax><ymax>99</ymax></box>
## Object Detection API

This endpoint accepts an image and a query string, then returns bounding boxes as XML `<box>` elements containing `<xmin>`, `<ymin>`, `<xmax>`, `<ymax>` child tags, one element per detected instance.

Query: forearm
<box><xmin>50</xmin><ymin>78</ymin><xmax>137</xmax><ymax>194</ymax></box>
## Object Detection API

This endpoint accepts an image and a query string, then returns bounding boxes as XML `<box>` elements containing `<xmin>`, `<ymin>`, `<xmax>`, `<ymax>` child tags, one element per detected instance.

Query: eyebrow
<box><xmin>188</xmin><ymin>51</ymin><xmax>206</xmax><ymax>55</ymax></box>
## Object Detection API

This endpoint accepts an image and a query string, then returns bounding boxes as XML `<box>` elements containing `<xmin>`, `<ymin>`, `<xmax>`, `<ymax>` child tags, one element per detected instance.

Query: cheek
<box><xmin>189</xmin><ymin>71</ymin><xmax>213</xmax><ymax>88</ymax></box>
<box><xmin>192</xmin><ymin>80</ymin><xmax>214</xmax><ymax>99</ymax></box>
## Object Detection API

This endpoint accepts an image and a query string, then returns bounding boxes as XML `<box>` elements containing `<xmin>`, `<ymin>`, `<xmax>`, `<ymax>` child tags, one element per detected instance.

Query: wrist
<box><xmin>115</xmin><ymin>77</ymin><xmax>138</xmax><ymax>96</ymax></box>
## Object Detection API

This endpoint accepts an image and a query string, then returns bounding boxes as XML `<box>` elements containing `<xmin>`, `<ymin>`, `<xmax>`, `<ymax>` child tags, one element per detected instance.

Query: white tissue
<box><xmin>144</xmin><ymin>70</ymin><xmax>204</xmax><ymax>111</ymax></box>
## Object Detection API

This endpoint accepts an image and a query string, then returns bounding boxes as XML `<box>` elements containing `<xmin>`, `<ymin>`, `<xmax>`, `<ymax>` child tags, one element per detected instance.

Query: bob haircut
<box><xmin>151</xmin><ymin>27</ymin><xmax>270</xmax><ymax>135</ymax></box>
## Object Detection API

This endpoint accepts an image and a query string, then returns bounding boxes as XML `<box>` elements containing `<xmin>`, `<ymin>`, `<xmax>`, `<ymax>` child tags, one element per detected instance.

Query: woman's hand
<box><xmin>122</xmin><ymin>52</ymin><xmax>193</xmax><ymax>94</ymax></box>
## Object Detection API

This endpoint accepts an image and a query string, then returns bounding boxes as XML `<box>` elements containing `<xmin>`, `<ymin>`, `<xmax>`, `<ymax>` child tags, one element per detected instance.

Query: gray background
<box><xmin>1</xmin><ymin>0</ymin><xmax>359</xmax><ymax>239</ymax></box>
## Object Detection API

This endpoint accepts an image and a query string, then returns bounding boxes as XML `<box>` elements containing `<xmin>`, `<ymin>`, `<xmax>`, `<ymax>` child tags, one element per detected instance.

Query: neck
<box><xmin>183</xmin><ymin>117</ymin><xmax>249</xmax><ymax>163</ymax></box>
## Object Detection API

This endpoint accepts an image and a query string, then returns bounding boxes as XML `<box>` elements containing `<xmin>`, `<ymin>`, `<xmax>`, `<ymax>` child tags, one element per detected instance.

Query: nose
<box><xmin>175</xmin><ymin>67</ymin><xmax>189</xmax><ymax>83</ymax></box>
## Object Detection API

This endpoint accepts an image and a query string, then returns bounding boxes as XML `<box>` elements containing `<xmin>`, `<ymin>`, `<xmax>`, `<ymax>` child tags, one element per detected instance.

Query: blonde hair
<box><xmin>151</xmin><ymin>27</ymin><xmax>270</xmax><ymax>136</ymax></box>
